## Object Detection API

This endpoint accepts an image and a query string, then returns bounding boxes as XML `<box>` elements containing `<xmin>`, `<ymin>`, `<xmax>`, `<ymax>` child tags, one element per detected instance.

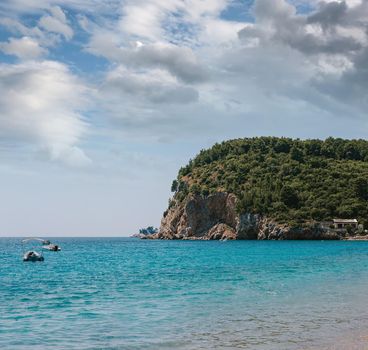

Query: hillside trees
<box><xmin>172</xmin><ymin>137</ymin><xmax>368</xmax><ymax>225</ymax></box>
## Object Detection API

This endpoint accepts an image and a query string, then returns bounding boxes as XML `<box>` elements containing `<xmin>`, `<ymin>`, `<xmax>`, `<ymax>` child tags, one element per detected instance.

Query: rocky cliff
<box><xmin>150</xmin><ymin>192</ymin><xmax>341</xmax><ymax>240</ymax></box>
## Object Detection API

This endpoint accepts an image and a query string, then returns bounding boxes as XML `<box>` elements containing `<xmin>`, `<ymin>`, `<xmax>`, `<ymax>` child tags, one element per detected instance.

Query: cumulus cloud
<box><xmin>235</xmin><ymin>0</ymin><xmax>368</xmax><ymax>111</ymax></box>
<box><xmin>119</xmin><ymin>2</ymin><xmax>172</xmax><ymax>41</ymax></box>
<box><xmin>0</xmin><ymin>36</ymin><xmax>47</xmax><ymax>59</ymax></box>
<box><xmin>86</xmin><ymin>33</ymin><xmax>208</xmax><ymax>121</ymax></box>
<box><xmin>104</xmin><ymin>67</ymin><xmax>199</xmax><ymax>104</ymax></box>
<box><xmin>85</xmin><ymin>0</ymin><xmax>236</xmax><ymax>89</ymax></box>
<box><xmin>92</xmin><ymin>42</ymin><xmax>208</xmax><ymax>84</ymax></box>
<box><xmin>239</xmin><ymin>0</ymin><xmax>364</xmax><ymax>56</ymax></box>
<box><xmin>88</xmin><ymin>33</ymin><xmax>205</xmax><ymax>88</ymax></box>
<box><xmin>78</xmin><ymin>0</ymin><xmax>368</xmax><ymax>142</ymax></box>
<box><xmin>0</xmin><ymin>61</ymin><xmax>90</xmax><ymax>166</ymax></box>
<box><xmin>307</xmin><ymin>1</ymin><xmax>348</xmax><ymax>29</ymax></box>
<box><xmin>1</xmin><ymin>0</ymin><xmax>368</xmax><ymax>155</ymax></box>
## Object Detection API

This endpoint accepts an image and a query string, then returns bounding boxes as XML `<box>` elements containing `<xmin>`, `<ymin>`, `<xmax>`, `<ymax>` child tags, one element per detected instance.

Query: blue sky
<box><xmin>0</xmin><ymin>0</ymin><xmax>367</xmax><ymax>236</ymax></box>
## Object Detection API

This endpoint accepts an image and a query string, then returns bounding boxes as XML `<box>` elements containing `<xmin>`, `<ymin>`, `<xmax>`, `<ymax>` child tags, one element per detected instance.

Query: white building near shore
<box><xmin>333</xmin><ymin>219</ymin><xmax>358</xmax><ymax>230</ymax></box>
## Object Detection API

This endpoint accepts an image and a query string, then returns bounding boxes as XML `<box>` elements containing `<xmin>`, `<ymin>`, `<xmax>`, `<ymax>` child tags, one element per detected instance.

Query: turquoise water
<box><xmin>1</xmin><ymin>238</ymin><xmax>368</xmax><ymax>349</ymax></box>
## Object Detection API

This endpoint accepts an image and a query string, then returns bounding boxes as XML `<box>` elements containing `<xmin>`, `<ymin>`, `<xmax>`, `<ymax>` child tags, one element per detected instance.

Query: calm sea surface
<box><xmin>1</xmin><ymin>238</ymin><xmax>368</xmax><ymax>349</ymax></box>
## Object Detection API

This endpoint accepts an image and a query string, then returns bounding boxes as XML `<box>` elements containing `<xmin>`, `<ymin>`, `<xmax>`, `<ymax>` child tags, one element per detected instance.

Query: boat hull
<box><xmin>23</xmin><ymin>251</ymin><xmax>44</xmax><ymax>262</ymax></box>
<box><xmin>42</xmin><ymin>245</ymin><xmax>61</xmax><ymax>251</ymax></box>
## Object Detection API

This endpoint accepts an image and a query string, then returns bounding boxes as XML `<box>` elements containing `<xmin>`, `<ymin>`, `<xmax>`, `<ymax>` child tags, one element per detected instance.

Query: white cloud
<box><xmin>184</xmin><ymin>0</ymin><xmax>229</xmax><ymax>20</ymax></box>
<box><xmin>104</xmin><ymin>67</ymin><xmax>199</xmax><ymax>104</ymax></box>
<box><xmin>199</xmin><ymin>18</ymin><xmax>245</xmax><ymax>45</ymax></box>
<box><xmin>39</xmin><ymin>6</ymin><xmax>73</xmax><ymax>40</ymax></box>
<box><xmin>1</xmin><ymin>0</ymin><xmax>368</xmax><ymax>152</ymax></box>
<box><xmin>0</xmin><ymin>4</ymin><xmax>74</xmax><ymax>52</ymax></box>
<box><xmin>0</xmin><ymin>0</ymin><xmax>121</xmax><ymax>15</ymax></box>
<box><xmin>0</xmin><ymin>36</ymin><xmax>47</xmax><ymax>59</ymax></box>
<box><xmin>118</xmin><ymin>0</ymin><xmax>228</xmax><ymax>46</ymax></box>
<box><xmin>86</xmin><ymin>31</ymin><xmax>209</xmax><ymax>82</ymax></box>
<box><xmin>119</xmin><ymin>2</ymin><xmax>170</xmax><ymax>41</ymax></box>
<box><xmin>235</xmin><ymin>0</ymin><xmax>368</xmax><ymax>109</ymax></box>
<box><xmin>124</xmin><ymin>43</ymin><xmax>206</xmax><ymax>83</ymax></box>
<box><xmin>0</xmin><ymin>18</ymin><xmax>46</xmax><ymax>42</ymax></box>
<box><xmin>0</xmin><ymin>60</ymin><xmax>91</xmax><ymax>166</ymax></box>
<box><xmin>94</xmin><ymin>0</ymin><xmax>368</xmax><ymax>142</ymax></box>
<box><xmin>49</xmin><ymin>5</ymin><xmax>67</xmax><ymax>22</ymax></box>
<box><xmin>0</xmin><ymin>5</ymin><xmax>74</xmax><ymax>49</ymax></box>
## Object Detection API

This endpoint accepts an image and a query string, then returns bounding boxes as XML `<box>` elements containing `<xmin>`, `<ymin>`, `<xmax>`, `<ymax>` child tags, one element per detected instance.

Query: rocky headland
<box><xmin>148</xmin><ymin>192</ymin><xmax>340</xmax><ymax>240</ymax></box>
<box><xmin>147</xmin><ymin>137</ymin><xmax>368</xmax><ymax>240</ymax></box>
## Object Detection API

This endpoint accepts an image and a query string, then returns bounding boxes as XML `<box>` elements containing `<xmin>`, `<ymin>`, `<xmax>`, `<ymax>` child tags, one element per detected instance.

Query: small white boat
<box><xmin>42</xmin><ymin>244</ymin><xmax>61</xmax><ymax>252</ymax></box>
<box><xmin>22</xmin><ymin>237</ymin><xmax>47</xmax><ymax>262</ymax></box>
<box><xmin>23</xmin><ymin>250</ymin><xmax>44</xmax><ymax>262</ymax></box>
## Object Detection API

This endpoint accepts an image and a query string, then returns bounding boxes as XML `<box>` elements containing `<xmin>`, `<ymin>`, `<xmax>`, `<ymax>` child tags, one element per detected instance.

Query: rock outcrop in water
<box><xmin>150</xmin><ymin>192</ymin><xmax>341</xmax><ymax>240</ymax></box>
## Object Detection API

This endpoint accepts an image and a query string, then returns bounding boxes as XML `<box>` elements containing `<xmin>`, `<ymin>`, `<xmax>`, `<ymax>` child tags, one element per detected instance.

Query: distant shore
<box><xmin>136</xmin><ymin>234</ymin><xmax>368</xmax><ymax>241</ymax></box>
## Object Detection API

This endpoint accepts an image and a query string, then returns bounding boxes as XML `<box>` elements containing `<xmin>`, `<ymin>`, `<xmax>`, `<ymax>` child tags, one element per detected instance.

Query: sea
<box><xmin>1</xmin><ymin>238</ymin><xmax>368</xmax><ymax>350</ymax></box>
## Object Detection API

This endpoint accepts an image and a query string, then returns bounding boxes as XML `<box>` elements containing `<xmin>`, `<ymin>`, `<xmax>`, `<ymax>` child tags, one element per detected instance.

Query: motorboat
<box><xmin>42</xmin><ymin>239</ymin><xmax>61</xmax><ymax>251</ymax></box>
<box><xmin>21</xmin><ymin>237</ymin><xmax>61</xmax><ymax>261</ymax></box>
<box><xmin>23</xmin><ymin>250</ymin><xmax>44</xmax><ymax>262</ymax></box>
<box><xmin>42</xmin><ymin>244</ymin><xmax>61</xmax><ymax>251</ymax></box>
<box><xmin>21</xmin><ymin>237</ymin><xmax>47</xmax><ymax>262</ymax></box>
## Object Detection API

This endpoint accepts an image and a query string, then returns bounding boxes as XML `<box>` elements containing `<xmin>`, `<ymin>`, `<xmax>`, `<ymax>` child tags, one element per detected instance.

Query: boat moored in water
<box><xmin>21</xmin><ymin>237</ymin><xmax>61</xmax><ymax>261</ymax></box>
<box><xmin>42</xmin><ymin>244</ymin><xmax>61</xmax><ymax>251</ymax></box>
<box><xmin>21</xmin><ymin>237</ymin><xmax>47</xmax><ymax>262</ymax></box>
<box><xmin>23</xmin><ymin>250</ymin><xmax>44</xmax><ymax>262</ymax></box>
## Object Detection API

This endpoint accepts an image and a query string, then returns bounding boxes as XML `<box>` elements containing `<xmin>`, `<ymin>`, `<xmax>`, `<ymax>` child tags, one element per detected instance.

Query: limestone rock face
<box><xmin>152</xmin><ymin>192</ymin><xmax>341</xmax><ymax>240</ymax></box>
<box><xmin>257</xmin><ymin>218</ymin><xmax>340</xmax><ymax>240</ymax></box>
<box><xmin>236</xmin><ymin>213</ymin><xmax>261</xmax><ymax>239</ymax></box>
<box><xmin>156</xmin><ymin>192</ymin><xmax>237</xmax><ymax>240</ymax></box>
<box><xmin>207</xmin><ymin>223</ymin><xmax>237</xmax><ymax>240</ymax></box>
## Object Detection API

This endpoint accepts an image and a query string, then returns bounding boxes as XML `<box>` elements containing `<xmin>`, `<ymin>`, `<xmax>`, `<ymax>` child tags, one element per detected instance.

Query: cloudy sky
<box><xmin>0</xmin><ymin>0</ymin><xmax>367</xmax><ymax>236</ymax></box>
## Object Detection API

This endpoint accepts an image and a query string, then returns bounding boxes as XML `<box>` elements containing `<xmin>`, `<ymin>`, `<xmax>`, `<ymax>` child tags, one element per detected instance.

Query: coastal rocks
<box><xmin>257</xmin><ymin>219</ymin><xmax>340</xmax><ymax>240</ymax></box>
<box><xmin>207</xmin><ymin>223</ymin><xmax>237</xmax><ymax>240</ymax></box>
<box><xmin>236</xmin><ymin>213</ymin><xmax>262</xmax><ymax>239</ymax></box>
<box><xmin>155</xmin><ymin>192</ymin><xmax>341</xmax><ymax>241</ymax></box>
<box><xmin>156</xmin><ymin>192</ymin><xmax>237</xmax><ymax>240</ymax></box>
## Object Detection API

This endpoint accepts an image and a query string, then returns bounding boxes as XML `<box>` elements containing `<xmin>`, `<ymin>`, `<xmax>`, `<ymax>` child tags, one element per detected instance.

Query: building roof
<box><xmin>333</xmin><ymin>219</ymin><xmax>358</xmax><ymax>224</ymax></box>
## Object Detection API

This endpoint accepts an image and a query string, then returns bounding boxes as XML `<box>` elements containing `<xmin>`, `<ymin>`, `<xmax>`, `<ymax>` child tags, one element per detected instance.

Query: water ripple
<box><xmin>1</xmin><ymin>238</ymin><xmax>368</xmax><ymax>349</ymax></box>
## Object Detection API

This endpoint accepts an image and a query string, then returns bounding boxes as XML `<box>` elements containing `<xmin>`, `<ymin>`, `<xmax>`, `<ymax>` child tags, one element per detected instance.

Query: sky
<box><xmin>0</xmin><ymin>0</ymin><xmax>367</xmax><ymax>236</ymax></box>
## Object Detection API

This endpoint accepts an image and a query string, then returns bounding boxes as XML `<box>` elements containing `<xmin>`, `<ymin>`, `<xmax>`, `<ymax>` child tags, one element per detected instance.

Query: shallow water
<box><xmin>1</xmin><ymin>238</ymin><xmax>368</xmax><ymax>349</ymax></box>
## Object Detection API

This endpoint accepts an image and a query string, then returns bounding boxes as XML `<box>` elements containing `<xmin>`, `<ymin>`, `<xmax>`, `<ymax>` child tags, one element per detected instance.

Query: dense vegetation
<box><xmin>171</xmin><ymin>137</ymin><xmax>368</xmax><ymax>227</ymax></box>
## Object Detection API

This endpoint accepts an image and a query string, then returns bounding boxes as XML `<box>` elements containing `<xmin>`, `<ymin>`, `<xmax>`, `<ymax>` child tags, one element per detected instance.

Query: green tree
<box><xmin>171</xmin><ymin>179</ymin><xmax>178</xmax><ymax>192</ymax></box>
<box><xmin>290</xmin><ymin>146</ymin><xmax>304</xmax><ymax>162</ymax></box>
<box><xmin>189</xmin><ymin>183</ymin><xmax>201</xmax><ymax>195</ymax></box>
<box><xmin>354</xmin><ymin>177</ymin><xmax>368</xmax><ymax>200</ymax></box>
<box><xmin>280</xmin><ymin>186</ymin><xmax>300</xmax><ymax>208</ymax></box>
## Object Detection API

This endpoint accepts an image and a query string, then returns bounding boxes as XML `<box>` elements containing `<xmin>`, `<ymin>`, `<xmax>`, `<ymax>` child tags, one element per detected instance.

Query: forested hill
<box><xmin>171</xmin><ymin>137</ymin><xmax>368</xmax><ymax>227</ymax></box>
